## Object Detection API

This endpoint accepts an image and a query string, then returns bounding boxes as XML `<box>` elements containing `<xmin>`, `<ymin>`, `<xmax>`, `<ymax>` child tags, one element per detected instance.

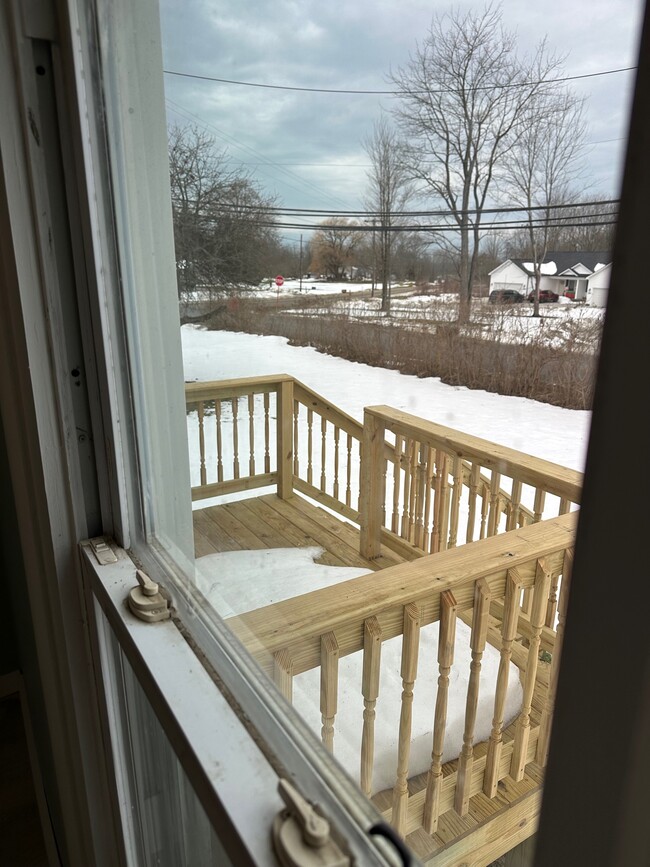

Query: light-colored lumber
<box><xmin>263</xmin><ymin>392</ymin><xmax>270</xmax><ymax>473</ymax></box>
<box><xmin>448</xmin><ymin>455</ymin><xmax>463</xmax><ymax>549</ymax></box>
<box><xmin>273</xmin><ymin>649</ymin><xmax>293</xmax><ymax>702</ymax></box>
<box><xmin>487</xmin><ymin>471</ymin><xmax>502</xmax><ymax>537</ymax></box>
<box><xmin>359</xmin><ymin>409</ymin><xmax>386</xmax><ymax>560</ymax></box>
<box><xmin>276</xmin><ymin>379</ymin><xmax>294</xmax><ymax>499</ymax></box>
<box><xmin>537</xmin><ymin>549</ymin><xmax>573</xmax><ymax>766</ymax></box>
<box><xmin>231</xmin><ymin>397</ymin><xmax>240</xmax><ymax>480</ymax></box>
<box><xmin>216</xmin><ymin>398</ymin><xmax>224</xmax><ymax>481</ymax></box>
<box><xmin>360</xmin><ymin>616</ymin><xmax>382</xmax><ymax>797</ymax></box>
<box><xmin>248</xmin><ymin>394</ymin><xmax>256</xmax><ymax>476</ymax></box>
<box><xmin>185</xmin><ymin>374</ymin><xmax>291</xmax><ymax>403</ymax></box>
<box><xmin>455</xmin><ymin>578</ymin><xmax>491</xmax><ymax>816</ymax></box>
<box><xmin>511</xmin><ymin>559</ymin><xmax>551</xmax><ymax>781</ymax></box>
<box><xmin>198</xmin><ymin>400</ymin><xmax>207</xmax><ymax>486</ymax></box>
<box><xmin>320</xmin><ymin>631</ymin><xmax>339</xmax><ymax>753</ymax></box>
<box><xmin>484</xmin><ymin>569</ymin><xmax>522</xmax><ymax>797</ymax></box>
<box><xmin>391</xmin><ymin>603</ymin><xmax>421</xmax><ymax>834</ymax></box>
<box><xmin>423</xmin><ymin>591</ymin><xmax>457</xmax><ymax>834</ymax></box>
<box><xmin>191</xmin><ymin>472</ymin><xmax>277</xmax><ymax>502</ymax></box>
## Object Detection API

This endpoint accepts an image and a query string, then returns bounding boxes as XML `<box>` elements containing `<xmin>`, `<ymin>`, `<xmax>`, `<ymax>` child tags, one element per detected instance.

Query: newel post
<box><xmin>359</xmin><ymin>408</ymin><xmax>385</xmax><ymax>559</ymax></box>
<box><xmin>276</xmin><ymin>379</ymin><xmax>294</xmax><ymax>499</ymax></box>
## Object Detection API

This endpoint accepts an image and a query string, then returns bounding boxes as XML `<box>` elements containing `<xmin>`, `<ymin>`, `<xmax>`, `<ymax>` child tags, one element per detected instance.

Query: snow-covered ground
<box><xmin>183</xmin><ymin>325</ymin><xmax>586</xmax><ymax>793</ymax></box>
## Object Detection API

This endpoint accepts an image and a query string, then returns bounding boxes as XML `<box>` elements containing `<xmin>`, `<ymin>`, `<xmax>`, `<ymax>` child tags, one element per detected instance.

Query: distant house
<box><xmin>488</xmin><ymin>251</ymin><xmax>611</xmax><ymax>303</ymax></box>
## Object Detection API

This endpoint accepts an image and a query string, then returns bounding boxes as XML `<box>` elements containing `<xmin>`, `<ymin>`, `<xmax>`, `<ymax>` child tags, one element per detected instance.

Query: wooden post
<box><xmin>448</xmin><ymin>455</ymin><xmax>463</xmax><ymax>549</ymax></box>
<box><xmin>484</xmin><ymin>568</ymin><xmax>522</xmax><ymax>798</ymax></box>
<box><xmin>263</xmin><ymin>393</ymin><xmax>270</xmax><ymax>474</ymax></box>
<box><xmin>273</xmin><ymin>649</ymin><xmax>293</xmax><ymax>703</ymax></box>
<box><xmin>391</xmin><ymin>603</ymin><xmax>420</xmax><ymax>834</ymax></box>
<box><xmin>507</xmin><ymin>480</ymin><xmax>523</xmax><ymax>531</ymax></box>
<box><xmin>359</xmin><ymin>409</ymin><xmax>386</xmax><ymax>560</ymax></box>
<box><xmin>423</xmin><ymin>591</ymin><xmax>457</xmax><ymax>835</ymax></box>
<box><xmin>487</xmin><ymin>470</ymin><xmax>501</xmax><ymax>537</ymax></box>
<box><xmin>391</xmin><ymin>436</ymin><xmax>402</xmax><ymax>534</ymax></box>
<box><xmin>320</xmin><ymin>632</ymin><xmax>339</xmax><ymax>753</ymax></box>
<box><xmin>511</xmin><ymin>559</ymin><xmax>551</xmax><ymax>781</ymax></box>
<box><xmin>455</xmin><ymin>578</ymin><xmax>490</xmax><ymax>816</ymax></box>
<box><xmin>466</xmin><ymin>463</ymin><xmax>480</xmax><ymax>543</ymax></box>
<box><xmin>276</xmin><ymin>379</ymin><xmax>294</xmax><ymax>499</ymax></box>
<box><xmin>248</xmin><ymin>394</ymin><xmax>256</xmax><ymax>477</ymax></box>
<box><xmin>360</xmin><ymin>617</ymin><xmax>382</xmax><ymax>797</ymax></box>
<box><xmin>232</xmin><ymin>397</ymin><xmax>240</xmax><ymax>480</ymax></box>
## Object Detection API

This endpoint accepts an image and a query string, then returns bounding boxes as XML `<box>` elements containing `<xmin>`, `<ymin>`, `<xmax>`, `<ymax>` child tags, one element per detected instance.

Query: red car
<box><xmin>528</xmin><ymin>289</ymin><xmax>559</xmax><ymax>303</ymax></box>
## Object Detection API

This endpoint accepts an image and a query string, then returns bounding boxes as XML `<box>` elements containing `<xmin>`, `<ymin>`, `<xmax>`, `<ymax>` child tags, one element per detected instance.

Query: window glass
<box><xmin>93</xmin><ymin>0</ymin><xmax>643</xmax><ymax>860</ymax></box>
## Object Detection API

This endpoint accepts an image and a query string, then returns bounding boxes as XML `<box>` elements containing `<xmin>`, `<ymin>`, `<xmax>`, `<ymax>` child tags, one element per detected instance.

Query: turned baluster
<box><xmin>320</xmin><ymin>416</ymin><xmax>327</xmax><ymax>492</ymax></box>
<box><xmin>507</xmin><ymin>479</ymin><xmax>523</xmax><ymax>531</ymax></box>
<box><xmin>213</xmin><ymin>399</ymin><xmax>224</xmax><ymax>483</ymax></box>
<box><xmin>479</xmin><ymin>480</ymin><xmax>489</xmax><ymax>539</ymax></box>
<box><xmin>320</xmin><ymin>632</ymin><xmax>339</xmax><ymax>753</ymax></box>
<box><xmin>537</xmin><ymin>550</ymin><xmax>573</xmax><ymax>766</ymax></box>
<box><xmin>263</xmin><ymin>394</ymin><xmax>270</xmax><ymax>474</ymax></box>
<box><xmin>400</xmin><ymin>439</ymin><xmax>414</xmax><ymax>539</ymax></box>
<box><xmin>360</xmin><ymin>617</ymin><xmax>382</xmax><ymax>797</ymax></box>
<box><xmin>422</xmin><ymin>446</ymin><xmax>434</xmax><ymax>553</ymax></box>
<box><xmin>345</xmin><ymin>433</ymin><xmax>353</xmax><ymax>508</ymax></box>
<box><xmin>197</xmin><ymin>401</ymin><xmax>207</xmax><ymax>486</ymax></box>
<box><xmin>293</xmin><ymin>400</ymin><xmax>299</xmax><ymax>476</ymax></box>
<box><xmin>447</xmin><ymin>455</ymin><xmax>463</xmax><ymax>549</ymax></box>
<box><xmin>391</xmin><ymin>435</ymin><xmax>403</xmax><ymax>533</ymax></box>
<box><xmin>466</xmin><ymin>463</ymin><xmax>480</xmax><ymax>543</ymax></box>
<box><xmin>248</xmin><ymin>394</ymin><xmax>256</xmax><ymax>477</ymax></box>
<box><xmin>391</xmin><ymin>603</ymin><xmax>421</xmax><ymax>835</ymax></box>
<box><xmin>511</xmin><ymin>559</ymin><xmax>552</xmax><ymax>781</ymax></box>
<box><xmin>437</xmin><ymin>453</ymin><xmax>450</xmax><ymax>551</ymax></box>
<box><xmin>484</xmin><ymin>569</ymin><xmax>522</xmax><ymax>797</ymax></box>
<box><xmin>273</xmin><ymin>649</ymin><xmax>293</xmax><ymax>703</ymax></box>
<box><xmin>455</xmin><ymin>578</ymin><xmax>491</xmax><ymax>816</ymax></box>
<box><xmin>423</xmin><ymin>591</ymin><xmax>457</xmax><ymax>835</ymax></box>
<box><xmin>558</xmin><ymin>496</ymin><xmax>570</xmax><ymax>515</ymax></box>
<box><xmin>307</xmin><ymin>408</ymin><xmax>313</xmax><ymax>485</ymax></box>
<box><xmin>487</xmin><ymin>470</ymin><xmax>502</xmax><ymax>537</ymax></box>
<box><xmin>533</xmin><ymin>487</ymin><xmax>546</xmax><ymax>523</ymax></box>
<box><xmin>231</xmin><ymin>397</ymin><xmax>240</xmax><ymax>479</ymax></box>
<box><xmin>333</xmin><ymin>425</ymin><xmax>340</xmax><ymax>500</ymax></box>
<box><xmin>408</xmin><ymin>440</ymin><xmax>419</xmax><ymax>544</ymax></box>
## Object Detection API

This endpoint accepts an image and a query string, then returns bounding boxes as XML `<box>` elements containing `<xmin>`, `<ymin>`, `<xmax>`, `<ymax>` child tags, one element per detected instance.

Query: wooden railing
<box><xmin>227</xmin><ymin>512</ymin><xmax>576</xmax><ymax>839</ymax></box>
<box><xmin>187</xmin><ymin>380</ymin><xmax>582</xmax><ymax>570</ymax></box>
<box><xmin>359</xmin><ymin>405</ymin><xmax>583</xmax><ymax>563</ymax></box>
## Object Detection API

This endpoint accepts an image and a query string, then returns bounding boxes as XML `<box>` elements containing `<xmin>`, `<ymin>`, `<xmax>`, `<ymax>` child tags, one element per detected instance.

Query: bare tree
<box><xmin>505</xmin><ymin>87</ymin><xmax>587</xmax><ymax>315</ymax></box>
<box><xmin>363</xmin><ymin>118</ymin><xmax>413</xmax><ymax>312</ymax></box>
<box><xmin>168</xmin><ymin>124</ymin><xmax>278</xmax><ymax>301</ymax></box>
<box><xmin>309</xmin><ymin>219</ymin><xmax>360</xmax><ymax>280</ymax></box>
<box><xmin>390</xmin><ymin>3</ymin><xmax>565</xmax><ymax>322</ymax></box>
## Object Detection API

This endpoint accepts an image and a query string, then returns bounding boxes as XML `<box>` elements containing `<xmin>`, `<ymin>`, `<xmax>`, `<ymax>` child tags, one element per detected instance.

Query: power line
<box><xmin>178</xmin><ymin>197</ymin><xmax>619</xmax><ymax>219</ymax></box>
<box><xmin>164</xmin><ymin>65</ymin><xmax>636</xmax><ymax>95</ymax></box>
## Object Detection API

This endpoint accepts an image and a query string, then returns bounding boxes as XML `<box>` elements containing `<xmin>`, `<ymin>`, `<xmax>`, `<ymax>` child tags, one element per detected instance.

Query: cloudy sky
<box><xmin>159</xmin><ymin>0</ymin><xmax>645</xmax><ymax>243</ymax></box>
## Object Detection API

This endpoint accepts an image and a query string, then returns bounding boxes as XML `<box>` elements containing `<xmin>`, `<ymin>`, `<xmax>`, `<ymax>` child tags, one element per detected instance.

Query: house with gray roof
<box><xmin>488</xmin><ymin>251</ymin><xmax>611</xmax><ymax>304</ymax></box>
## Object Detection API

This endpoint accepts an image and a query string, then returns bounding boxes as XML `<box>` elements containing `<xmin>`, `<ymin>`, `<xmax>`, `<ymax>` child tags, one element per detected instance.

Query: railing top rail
<box><xmin>366</xmin><ymin>405</ymin><xmax>583</xmax><ymax>503</ymax></box>
<box><xmin>227</xmin><ymin>512</ymin><xmax>576</xmax><ymax>662</ymax></box>
<box><xmin>185</xmin><ymin>374</ymin><xmax>294</xmax><ymax>402</ymax></box>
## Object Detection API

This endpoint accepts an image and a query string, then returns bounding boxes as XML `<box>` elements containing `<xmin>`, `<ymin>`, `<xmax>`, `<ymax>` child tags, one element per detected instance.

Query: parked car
<box><xmin>527</xmin><ymin>289</ymin><xmax>559</xmax><ymax>303</ymax></box>
<box><xmin>488</xmin><ymin>289</ymin><xmax>525</xmax><ymax>303</ymax></box>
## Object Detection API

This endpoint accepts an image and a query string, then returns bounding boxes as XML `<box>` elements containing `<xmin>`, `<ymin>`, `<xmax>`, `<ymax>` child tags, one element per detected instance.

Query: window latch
<box><xmin>272</xmin><ymin>778</ymin><xmax>350</xmax><ymax>867</ymax></box>
<box><xmin>127</xmin><ymin>569</ymin><xmax>170</xmax><ymax>623</ymax></box>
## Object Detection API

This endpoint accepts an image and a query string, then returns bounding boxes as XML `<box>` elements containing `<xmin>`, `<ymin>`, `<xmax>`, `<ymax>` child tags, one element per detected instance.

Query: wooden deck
<box><xmin>193</xmin><ymin>490</ymin><xmax>407</xmax><ymax>570</ymax></box>
<box><xmin>193</xmin><ymin>490</ymin><xmax>553</xmax><ymax>865</ymax></box>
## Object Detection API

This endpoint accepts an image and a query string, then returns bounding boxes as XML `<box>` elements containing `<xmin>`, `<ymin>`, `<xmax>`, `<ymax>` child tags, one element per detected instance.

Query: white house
<box><xmin>489</xmin><ymin>251</ymin><xmax>611</xmax><ymax>302</ymax></box>
<box><xmin>586</xmin><ymin>262</ymin><xmax>612</xmax><ymax>308</ymax></box>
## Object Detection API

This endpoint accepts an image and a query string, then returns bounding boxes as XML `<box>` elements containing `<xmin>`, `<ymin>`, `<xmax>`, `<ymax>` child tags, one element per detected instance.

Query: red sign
<box><xmin>275</xmin><ymin>275</ymin><xmax>284</xmax><ymax>287</ymax></box>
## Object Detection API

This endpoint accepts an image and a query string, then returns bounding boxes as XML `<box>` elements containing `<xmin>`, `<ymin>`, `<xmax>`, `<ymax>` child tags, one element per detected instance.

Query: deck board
<box><xmin>193</xmin><ymin>491</ymin><xmax>406</xmax><ymax>570</ymax></box>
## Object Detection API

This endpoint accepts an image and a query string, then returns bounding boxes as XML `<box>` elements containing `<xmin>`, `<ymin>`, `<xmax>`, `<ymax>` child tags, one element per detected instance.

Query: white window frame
<box><xmin>0</xmin><ymin>0</ymin><xmax>412</xmax><ymax>864</ymax></box>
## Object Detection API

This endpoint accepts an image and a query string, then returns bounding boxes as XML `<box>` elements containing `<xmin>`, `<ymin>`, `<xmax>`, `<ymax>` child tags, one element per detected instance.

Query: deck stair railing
<box><xmin>227</xmin><ymin>512</ymin><xmax>576</xmax><ymax>841</ymax></box>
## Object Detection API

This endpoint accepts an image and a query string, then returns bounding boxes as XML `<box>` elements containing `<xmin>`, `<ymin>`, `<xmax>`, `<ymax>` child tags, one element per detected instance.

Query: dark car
<box><xmin>527</xmin><ymin>289</ymin><xmax>559</xmax><ymax>303</ymax></box>
<box><xmin>488</xmin><ymin>289</ymin><xmax>525</xmax><ymax>303</ymax></box>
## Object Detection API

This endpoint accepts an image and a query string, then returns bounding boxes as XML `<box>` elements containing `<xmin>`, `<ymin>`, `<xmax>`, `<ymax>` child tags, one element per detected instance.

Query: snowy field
<box><xmin>183</xmin><ymin>326</ymin><xmax>586</xmax><ymax>792</ymax></box>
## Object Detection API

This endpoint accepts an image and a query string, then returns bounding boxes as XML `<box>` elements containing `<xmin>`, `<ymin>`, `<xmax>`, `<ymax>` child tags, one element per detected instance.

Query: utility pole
<box><xmin>299</xmin><ymin>234</ymin><xmax>303</xmax><ymax>292</ymax></box>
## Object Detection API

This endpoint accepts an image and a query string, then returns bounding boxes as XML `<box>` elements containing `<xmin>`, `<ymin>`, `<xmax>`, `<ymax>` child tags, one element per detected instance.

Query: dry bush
<box><xmin>203</xmin><ymin>298</ymin><xmax>600</xmax><ymax>410</ymax></box>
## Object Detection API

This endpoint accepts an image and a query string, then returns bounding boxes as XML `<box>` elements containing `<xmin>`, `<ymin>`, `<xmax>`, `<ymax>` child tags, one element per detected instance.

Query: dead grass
<box><xmin>197</xmin><ymin>295</ymin><xmax>601</xmax><ymax>410</ymax></box>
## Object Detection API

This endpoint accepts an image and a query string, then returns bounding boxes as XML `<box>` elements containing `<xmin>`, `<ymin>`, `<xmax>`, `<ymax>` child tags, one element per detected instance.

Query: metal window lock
<box><xmin>272</xmin><ymin>779</ymin><xmax>350</xmax><ymax>866</ymax></box>
<box><xmin>127</xmin><ymin>569</ymin><xmax>171</xmax><ymax>623</ymax></box>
